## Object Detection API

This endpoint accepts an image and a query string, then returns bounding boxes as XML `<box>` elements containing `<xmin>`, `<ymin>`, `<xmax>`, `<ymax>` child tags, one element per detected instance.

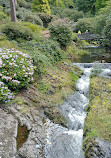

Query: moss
<box><xmin>83</xmin><ymin>76</ymin><xmax>111</xmax><ymax>156</ymax></box>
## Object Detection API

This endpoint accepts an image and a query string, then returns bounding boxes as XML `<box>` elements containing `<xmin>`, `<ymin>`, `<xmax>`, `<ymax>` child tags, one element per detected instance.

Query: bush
<box><xmin>52</xmin><ymin>7</ymin><xmax>84</xmax><ymax>22</ymax></box>
<box><xmin>0</xmin><ymin>6</ymin><xmax>6</xmax><ymax>20</ymax></box>
<box><xmin>21</xmin><ymin>22</ymin><xmax>41</xmax><ymax>33</ymax></box>
<box><xmin>19</xmin><ymin>39</ymin><xmax>65</xmax><ymax>75</ymax></box>
<box><xmin>37</xmin><ymin>12</ymin><xmax>58</xmax><ymax>27</ymax></box>
<box><xmin>0</xmin><ymin>81</ymin><xmax>14</xmax><ymax>103</ymax></box>
<box><xmin>49</xmin><ymin>19</ymin><xmax>73</xmax><ymax>47</ymax></box>
<box><xmin>37</xmin><ymin>39</ymin><xmax>65</xmax><ymax>62</ymax></box>
<box><xmin>17</xmin><ymin>0</ymin><xmax>32</xmax><ymax>9</ymax></box>
<box><xmin>0</xmin><ymin>49</ymin><xmax>34</xmax><ymax>91</ymax></box>
<box><xmin>2</xmin><ymin>22</ymin><xmax>34</xmax><ymax>40</ymax></box>
<box><xmin>94</xmin><ymin>15</ymin><xmax>107</xmax><ymax>34</ymax></box>
<box><xmin>74</xmin><ymin>18</ymin><xmax>95</xmax><ymax>33</ymax></box>
<box><xmin>102</xmin><ymin>17</ymin><xmax>111</xmax><ymax>47</ymax></box>
<box><xmin>16</xmin><ymin>8</ymin><xmax>43</xmax><ymax>26</ymax></box>
<box><xmin>72</xmin><ymin>33</ymin><xmax>79</xmax><ymax>43</ymax></box>
<box><xmin>0</xmin><ymin>10</ymin><xmax>6</xmax><ymax>20</ymax></box>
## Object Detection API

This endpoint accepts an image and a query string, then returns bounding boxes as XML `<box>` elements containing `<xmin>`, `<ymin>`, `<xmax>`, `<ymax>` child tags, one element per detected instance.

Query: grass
<box><xmin>83</xmin><ymin>76</ymin><xmax>111</xmax><ymax>155</ymax></box>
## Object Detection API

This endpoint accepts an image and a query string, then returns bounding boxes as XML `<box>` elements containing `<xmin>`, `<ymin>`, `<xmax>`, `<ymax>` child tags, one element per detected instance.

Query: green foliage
<box><xmin>48</xmin><ymin>0</ymin><xmax>64</xmax><ymax>7</ymax></box>
<box><xmin>0</xmin><ymin>0</ymin><xmax>10</xmax><ymax>8</ymax></box>
<box><xmin>0</xmin><ymin>7</ymin><xmax>6</xmax><ymax>20</ymax></box>
<box><xmin>72</xmin><ymin>33</ymin><xmax>79</xmax><ymax>43</ymax></box>
<box><xmin>16</xmin><ymin>8</ymin><xmax>43</xmax><ymax>26</ymax></box>
<box><xmin>2</xmin><ymin>22</ymin><xmax>34</xmax><ymax>40</ymax></box>
<box><xmin>37</xmin><ymin>39</ymin><xmax>65</xmax><ymax>62</ymax></box>
<box><xmin>0</xmin><ymin>49</ymin><xmax>34</xmax><ymax>91</ymax></box>
<box><xmin>102</xmin><ymin>16</ymin><xmax>111</xmax><ymax>47</ymax></box>
<box><xmin>49</xmin><ymin>19</ymin><xmax>73</xmax><ymax>47</ymax></box>
<box><xmin>20</xmin><ymin>39</ymin><xmax>65</xmax><ymax>75</ymax></box>
<box><xmin>38</xmin><ymin>79</ymin><xmax>50</xmax><ymax>94</ymax></box>
<box><xmin>17</xmin><ymin>0</ymin><xmax>32</xmax><ymax>9</ymax></box>
<box><xmin>32</xmin><ymin>0</ymin><xmax>51</xmax><ymax>14</ymax></box>
<box><xmin>97</xmin><ymin>1</ymin><xmax>111</xmax><ymax>16</ymax></box>
<box><xmin>95</xmin><ymin>0</ymin><xmax>110</xmax><ymax>13</ymax></box>
<box><xmin>84</xmin><ymin>77</ymin><xmax>111</xmax><ymax>143</ymax></box>
<box><xmin>94</xmin><ymin>14</ymin><xmax>107</xmax><ymax>34</ymax></box>
<box><xmin>52</xmin><ymin>7</ymin><xmax>84</xmax><ymax>22</ymax></box>
<box><xmin>76</xmin><ymin>0</ymin><xmax>110</xmax><ymax>14</ymax></box>
<box><xmin>49</xmin><ymin>0</ymin><xmax>74</xmax><ymax>8</ymax></box>
<box><xmin>76</xmin><ymin>0</ymin><xmax>96</xmax><ymax>14</ymax></box>
<box><xmin>21</xmin><ymin>22</ymin><xmax>42</xmax><ymax>33</ymax></box>
<box><xmin>74</xmin><ymin>18</ymin><xmax>95</xmax><ymax>33</ymax></box>
<box><xmin>37</xmin><ymin>12</ymin><xmax>57</xmax><ymax>27</ymax></box>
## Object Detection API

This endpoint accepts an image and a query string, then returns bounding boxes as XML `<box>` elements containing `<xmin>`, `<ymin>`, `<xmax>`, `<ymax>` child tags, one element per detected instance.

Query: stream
<box><xmin>45</xmin><ymin>63</ymin><xmax>111</xmax><ymax>158</ymax></box>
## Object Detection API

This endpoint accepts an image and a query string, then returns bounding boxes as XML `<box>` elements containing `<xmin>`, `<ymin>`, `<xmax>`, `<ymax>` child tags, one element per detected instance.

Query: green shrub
<box><xmin>20</xmin><ymin>39</ymin><xmax>65</xmax><ymax>75</ymax></box>
<box><xmin>0</xmin><ymin>10</ymin><xmax>6</xmax><ymax>20</ymax></box>
<box><xmin>37</xmin><ymin>39</ymin><xmax>65</xmax><ymax>62</ymax></box>
<box><xmin>32</xmin><ymin>0</ymin><xmax>51</xmax><ymax>14</ymax></box>
<box><xmin>21</xmin><ymin>22</ymin><xmax>41</xmax><ymax>33</ymax></box>
<box><xmin>49</xmin><ymin>19</ymin><xmax>73</xmax><ymax>47</ymax></box>
<box><xmin>16</xmin><ymin>8</ymin><xmax>43</xmax><ymax>26</ymax></box>
<box><xmin>102</xmin><ymin>16</ymin><xmax>111</xmax><ymax>47</ymax></box>
<box><xmin>52</xmin><ymin>7</ymin><xmax>84</xmax><ymax>22</ymax></box>
<box><xmin>74</xmin><ymin>18</ymin><xmax>95</xmax><ymax>33</ymax></box>
<box><xmin>0</xmin><ymin>49</ymin><xmax>34</xmax><ymax>91</ymax></box>
<box><xmin>72</xmin><ymin>33</ymin><xmax>79</xmax><ymax>43</ymax></box>
<box><xmin>94</xmin><ymin>15</ymin><xmax>107</xmax><ymax>34</ymax></box>
<box><xmin>0</xmin><ymin>6</ymin><xmax>6</xmax><ymax>20</ymax></box>
<box><xmin>2</xmin><ymin>22</ymin><xmax>34</xmax><ymax>40</ymax></box>
<box><xmin>27</xmin><ymin>49</ymin><xmax>51</xmax><ymax>75</ymax></box>
<box><xmin>37</xmin><ymin>12</ymin><xmax>58</xmax><ymax>27</ymax></box>
<box><xmin>17</xmin><ymin>0</ymin><xmax>32</xmax><ymax>9</ymax></box>
<box><xmin>0</xmin><ymin>81</ymin><xmax>14</xmax><ymax>103</ymax></box>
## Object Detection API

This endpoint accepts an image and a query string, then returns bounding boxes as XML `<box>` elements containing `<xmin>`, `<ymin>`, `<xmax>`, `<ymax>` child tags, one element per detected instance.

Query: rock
<box><xmin>0</xmin><ymin>109</ymin><xmax>18</xmax><ymax>158</ymax></box>
<box><xmin>84</xmin><ymin>138</ymin><xmax>111</xmax><ymax>158</ymax></box>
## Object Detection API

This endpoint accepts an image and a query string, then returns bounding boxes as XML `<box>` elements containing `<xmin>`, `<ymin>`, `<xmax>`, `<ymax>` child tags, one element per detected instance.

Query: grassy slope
<box><xmin>83</xmin><ymin>76</ymin><xmax>111</xmax><ymax>154</ymax></box>
<box><xmin>0</xmin><ymin>21</ymin><xmax>83</xmax><ymax>126</ymax></box>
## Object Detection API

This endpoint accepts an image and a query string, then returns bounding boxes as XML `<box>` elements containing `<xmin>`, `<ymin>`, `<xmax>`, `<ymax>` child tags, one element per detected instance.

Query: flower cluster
<box><xmin>0</xmin><ymin>48</ymin><xmax>34</xmax><ymax>103</ymax></box>
<box><xmin>0</xmin><ymin>81</ymin><xmax>14</xmax><ymax>103</ymax></box>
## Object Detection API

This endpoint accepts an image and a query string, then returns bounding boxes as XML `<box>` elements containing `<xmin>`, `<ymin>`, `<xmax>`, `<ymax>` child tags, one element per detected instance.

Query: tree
<box><xmin>32</xmin><ymin>0</ymin><xmax>51</xmax><ymax>14</ymax></box>
<box><xmin>10</xmin><ymin>0</ymin><xmax>17</xmax><ymax>22</ymax></box>
<box><xmin>76</xmin><ymin>0</ymin><xmax>96</xmax><ymax>13</ymax></box>
<box><xmin>95</xmin><ymin>0</ymin><xmax>110</xmax><ymax>12</ymax></box>
<box><xmin>102</xmin><ymin>16</ymin><xmax>111</xmax><ymax>47</ymax></box>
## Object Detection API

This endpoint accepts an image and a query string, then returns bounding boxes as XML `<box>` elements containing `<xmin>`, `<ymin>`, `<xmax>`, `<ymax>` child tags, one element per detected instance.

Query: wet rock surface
<box><xmin>84</xmin><ymin>138</ymin><xmax>111</xmax><ymax>158</ymax></box>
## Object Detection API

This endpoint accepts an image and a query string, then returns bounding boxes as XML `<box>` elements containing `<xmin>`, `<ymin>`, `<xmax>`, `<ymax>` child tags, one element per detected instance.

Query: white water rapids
<box><xmin>44</xmin><ymin>63</ymin><xmax>111</xmax><ymax>158</ymax></box>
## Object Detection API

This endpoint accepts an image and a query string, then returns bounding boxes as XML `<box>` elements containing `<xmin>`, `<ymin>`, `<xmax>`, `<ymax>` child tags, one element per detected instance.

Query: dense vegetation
<box><xmin>0</xmin><ymin>0</ymin><xmax>110</xmax><ymax>124</ymax></box>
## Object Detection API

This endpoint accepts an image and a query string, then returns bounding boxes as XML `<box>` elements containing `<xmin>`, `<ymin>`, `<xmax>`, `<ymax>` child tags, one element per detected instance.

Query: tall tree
<box><xmin>10</xmin><ymin>0</ymin><xmax>17</xmax><ymax>22</ymax></box>
<box><xmin>32</xmin><ymin>0</ymin><xmax>51</xmax><ymax>14</ymax></box>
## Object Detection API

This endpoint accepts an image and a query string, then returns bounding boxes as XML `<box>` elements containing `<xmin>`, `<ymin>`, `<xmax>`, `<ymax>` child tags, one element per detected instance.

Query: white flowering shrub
<box><xmin>0</xmin><ymin>81</ymin><xmax>14</xmax><ymax>103</ymax></box>
<box><xmin>0</xmin><ymin>48</ymin><xmax>34</xmax><ymax>103</ymax></box>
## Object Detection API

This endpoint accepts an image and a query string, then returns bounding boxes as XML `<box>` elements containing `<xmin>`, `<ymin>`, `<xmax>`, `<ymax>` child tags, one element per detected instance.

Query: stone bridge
<box><xmin>76</xmin><ymin>33</ymin><xmax>102</xmax><ymax>41</ymax></box>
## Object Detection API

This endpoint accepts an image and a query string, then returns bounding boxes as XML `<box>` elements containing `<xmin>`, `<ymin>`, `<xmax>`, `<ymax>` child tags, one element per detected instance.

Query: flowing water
<box><xmin>45</xmin><ymin>63</ymin><xmax>111</xmax><ymax>158</ymax></box>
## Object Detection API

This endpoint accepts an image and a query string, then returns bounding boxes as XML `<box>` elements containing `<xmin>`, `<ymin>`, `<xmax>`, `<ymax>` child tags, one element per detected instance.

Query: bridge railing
<box><xmin>76</xmin><ymin>33</ymin><xmax>102</xmax><ymax>40</ymax></box>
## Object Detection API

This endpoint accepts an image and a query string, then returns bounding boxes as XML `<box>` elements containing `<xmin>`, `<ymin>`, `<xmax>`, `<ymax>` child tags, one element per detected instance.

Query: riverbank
<box><xmin>83</xmin><ymin>73</ymin><xmax>111</xmax><ymax>157</ymax></box>
<box><xmin>0</xmin><ymin>60</ymin><xmax>83</xmax><ymax>157</ymax></box>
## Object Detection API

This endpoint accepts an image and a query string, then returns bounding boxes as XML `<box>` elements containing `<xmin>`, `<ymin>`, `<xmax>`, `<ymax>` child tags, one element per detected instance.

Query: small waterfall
<box><xmin>45</xmin><ymin>63</ymin><xmax>111</xmax><ymax>158</ymax></box>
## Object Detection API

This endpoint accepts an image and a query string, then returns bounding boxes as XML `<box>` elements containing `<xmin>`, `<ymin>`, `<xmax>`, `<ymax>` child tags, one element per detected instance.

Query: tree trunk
<box><xmin>10</xmin><ymin>0</ymin><xmax>17</xmax><ymax>22</ymax></box>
